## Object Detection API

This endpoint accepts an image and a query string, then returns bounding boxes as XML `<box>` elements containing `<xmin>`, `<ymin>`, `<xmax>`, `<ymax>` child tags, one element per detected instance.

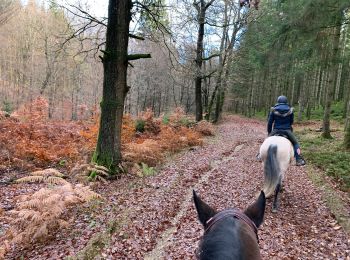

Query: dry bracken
<box><xmin>0</xmin><ymin>183</ymin><xmax>101</xmax><ymax>257</ymax></box>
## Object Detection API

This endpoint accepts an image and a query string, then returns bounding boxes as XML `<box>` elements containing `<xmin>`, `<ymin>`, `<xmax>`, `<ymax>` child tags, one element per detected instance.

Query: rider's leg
<box><xmin>286</xmin><ymin>130</ymin><xmax>306</xmax><ymax>166</ymax></box>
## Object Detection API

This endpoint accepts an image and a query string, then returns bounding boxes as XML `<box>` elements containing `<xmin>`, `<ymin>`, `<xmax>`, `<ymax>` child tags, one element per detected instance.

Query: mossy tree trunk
<box><xmin>93</xmin><ymin>0</ymin><xmax>132</xmax><ymax>171</ymax></box>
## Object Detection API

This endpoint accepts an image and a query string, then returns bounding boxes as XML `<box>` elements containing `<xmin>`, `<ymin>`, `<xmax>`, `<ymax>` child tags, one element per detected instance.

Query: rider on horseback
<box><xmin>267</xmin><ymin>95</ymin><xmax>306</xmax><ymax>166</ymax></box>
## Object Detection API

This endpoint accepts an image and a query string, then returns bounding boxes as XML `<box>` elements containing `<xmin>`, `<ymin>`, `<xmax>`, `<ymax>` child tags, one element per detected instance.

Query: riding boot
<box><xmin>256</xmin><ymin>153</ymin><xmax>262</xmax><ymax>161</ymax></box>
<box><xmin>295</xmin><ymin>154</ymin><xmax>306</xmax><ymax>166</ymax></box>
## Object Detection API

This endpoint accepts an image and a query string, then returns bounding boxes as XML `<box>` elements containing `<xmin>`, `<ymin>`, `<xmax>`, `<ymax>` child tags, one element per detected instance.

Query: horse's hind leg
<box><xmin>272</xmin><ymin>183</ymin><xmax>281</xmax><ymax>213</ymax></box>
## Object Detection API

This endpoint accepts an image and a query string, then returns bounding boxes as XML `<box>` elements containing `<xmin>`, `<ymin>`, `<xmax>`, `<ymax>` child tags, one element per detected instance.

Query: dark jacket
<box><xmin>267</xmin><ymin>103</ymin><xmax>294</xmax><ymax>134</ymax></box>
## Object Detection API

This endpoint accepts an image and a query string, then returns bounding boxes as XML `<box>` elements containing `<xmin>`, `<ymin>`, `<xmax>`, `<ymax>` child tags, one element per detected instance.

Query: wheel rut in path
<box><xmin>144</xmin><ymin>146</ymin><xmax>243</xmax><ymax>259</ymax></box>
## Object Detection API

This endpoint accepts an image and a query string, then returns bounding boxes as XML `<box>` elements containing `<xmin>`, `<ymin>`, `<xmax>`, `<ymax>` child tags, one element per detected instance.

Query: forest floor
<box><xmin>1</xmin><ymin>115</ymin><xmax>350</xmax><ymax>259</ymax></box>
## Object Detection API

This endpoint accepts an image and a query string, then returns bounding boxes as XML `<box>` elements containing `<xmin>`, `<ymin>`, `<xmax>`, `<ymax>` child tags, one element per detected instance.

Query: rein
<box><xmin>196</xmin><ymin>209</ymin><xmax>259</xmax><ymax>259</ymax></box>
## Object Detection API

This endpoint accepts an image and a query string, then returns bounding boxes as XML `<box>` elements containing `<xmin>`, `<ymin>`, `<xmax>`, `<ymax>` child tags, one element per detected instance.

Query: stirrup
<box><xmin>256</xmin><ymin>153</ymin><xmax>262</xmax><ymax>162</ymax></box>
<box><xmin>296</xmin><ymin>158</ymin><xmax>306</xmax><ymax>166</ymax></box>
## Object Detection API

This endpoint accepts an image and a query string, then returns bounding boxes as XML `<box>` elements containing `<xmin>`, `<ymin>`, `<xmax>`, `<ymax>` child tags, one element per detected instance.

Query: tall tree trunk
<box><xmin>194</xmin><ymin>1</ymin><xmax>205</xmax><ymax>122</ymax></box>
<box><xmin>344</xmin><ymin>98</ymin><xmax>350</xmax><ymax>149</ymax></box>
<box><xmin>322</xmin><ymin>14</ymin><xmax>342</xmax><ymax>139</ymax></box>
<box><xmin>93</xmin><ymin>0</ymin><xmax>132</xmax><ymax>170</ymax></box>
<box><xmin>194</xmin><ymin>0</ymin><xmax>215</xmax><ymax>121</ymax></box>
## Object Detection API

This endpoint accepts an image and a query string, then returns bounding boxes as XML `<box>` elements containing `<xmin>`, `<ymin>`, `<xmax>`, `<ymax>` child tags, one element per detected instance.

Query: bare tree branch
<box><xmin>203</xmin><ymin>53</ymin><xmax>220</xmax><ymax>61</ymax></box>
<box><xmin>128</xmin><ymin>54</ymin><xmax>152</xmax><ymax>60</ymax></box>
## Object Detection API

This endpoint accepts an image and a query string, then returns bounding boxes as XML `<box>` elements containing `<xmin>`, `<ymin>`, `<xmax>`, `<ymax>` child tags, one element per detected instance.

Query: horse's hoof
<box><xmin>271</xmin><ymin>207</ymin><xmax>278</xmax><ymax>213</ymax></box>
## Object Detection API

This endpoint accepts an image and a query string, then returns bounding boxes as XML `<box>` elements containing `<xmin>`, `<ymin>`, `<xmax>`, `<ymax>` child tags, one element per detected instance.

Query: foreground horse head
<box><xmin>259</xmin><ymin>136</ymin><xmax>294</xmax><ymax>212</ymax></box>
<box><xmin>193</xmin><ymin>190</ymin><xmax>266</xmax><ymax>260</ymax></box>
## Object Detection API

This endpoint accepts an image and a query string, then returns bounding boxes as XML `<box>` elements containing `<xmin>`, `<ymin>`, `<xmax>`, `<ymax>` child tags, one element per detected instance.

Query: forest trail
<box><xmin>7</xmin><ymin>115</ymin><xmax>349</xmax><ymax>259</ymax></box>
<box><xmin>99</xmin><ymin>115</ymin><xmax>349</xmax><ymax>259</ymax></box>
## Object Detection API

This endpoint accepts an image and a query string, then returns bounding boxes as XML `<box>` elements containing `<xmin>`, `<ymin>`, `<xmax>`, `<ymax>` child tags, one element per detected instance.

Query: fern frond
<box><xmin>32</xmin><ymin>223</ymin><xmax>48</xmax><ymax>241</ymax></box>
<box><xmin>49</xmin><ymin>205</ymin><xmax>65</xmax><ymax>216</ymax></box>
<box><xmin>15</xmin><ymin>176</ymin><xmax>44</xmax><ymax>183</ymax></box>
<box><xmin>42</xmin><ymin>194</ymin><xmax>61</xmax><ymax>206</ymax></box>
<box><xmin>74</xmin><ymin>184</ymin><xmax>101</xmax><ymax>201</ymax></box>
<box><xmin>91</xmin><ymin>164</ymin><xmax>109</xmax><ymax>172</ymax></box>
<box><xmin>30</xmin><ymin>212</ymin><xmax>43</xmax><ymax>223</ymax></box>
<box><xmin>96</xmin><ymin>169</ymin><xmax>109</xmax><ymax>176</ymax></box>
<box><xmin>96</xmin><ymin>175</ymin><xmax>108</xmax><ymax>184</ymax></box>
<box><xmin>3</xmin><ymin>183</ymin><xmax>101</xmax><ymax>250</ymax></box>
<box><xmin>63</xmin><ymin>194</ymin><xmax>81</xmax><ymax>204</ymax></box>
<box><xmin>31</xmin><ymin>188</ymin><xmax>52</xmax><ymax>200</ymax></box>
<box><xmin>19</xmin><ymin>199</ymin><xmax>42</xmax><ymax>209</ymax></box>
<box><xmin>86</xmin><ymin>167</ymin><xmax>109</xmax><ymax>177</ymax></box>
<box><xmin>70</xmin><ymin>164</ymin><xmax>90</xmax><ymax>175</ymax></box>
<box><xmin>31</xmin><ymin>168</ymin><xmax>64</xmax><ymax>177</ymax></box>
<box><xmin>14</xmin><ymin>209</ymin><xmax>38</xmax><ymax>220</ymax></box>
<box><xmin>46</xmin><ymin>176</ymin><xmax>69</xmax><ymax>185</ymax></box>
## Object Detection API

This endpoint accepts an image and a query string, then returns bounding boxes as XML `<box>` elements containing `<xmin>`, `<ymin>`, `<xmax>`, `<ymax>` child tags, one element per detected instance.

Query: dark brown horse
<box><xmin>193</xmin><ymin>190</ymin><xmax>266</xmax><ymax>260</ymax></box>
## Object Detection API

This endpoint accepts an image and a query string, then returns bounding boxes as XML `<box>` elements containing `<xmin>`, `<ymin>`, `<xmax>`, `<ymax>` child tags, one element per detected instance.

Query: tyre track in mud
<box><xmin>144</xmin><ymin>143</ymin><xmax>246</xmax><ymax>259</ymax></box>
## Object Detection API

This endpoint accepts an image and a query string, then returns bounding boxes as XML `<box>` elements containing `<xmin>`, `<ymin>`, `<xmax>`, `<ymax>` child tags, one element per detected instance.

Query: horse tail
<box><xmin>263</xmin><ymin>144</ymin><xmax>280</xmax><ymax>198</ymax></box>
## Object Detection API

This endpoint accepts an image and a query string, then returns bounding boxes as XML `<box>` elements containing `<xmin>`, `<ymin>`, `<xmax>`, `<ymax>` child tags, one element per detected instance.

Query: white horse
<box><xmin>259</xmin><ymin>136</ymin><xmax>294</xmax><ymax>212</ymax></box>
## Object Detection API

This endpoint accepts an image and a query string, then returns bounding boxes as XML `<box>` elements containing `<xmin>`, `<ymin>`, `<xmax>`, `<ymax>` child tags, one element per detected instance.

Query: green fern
<box><xmin>141</xmin><ymin>163</ymin><xmax>156</xmax><ymax>177</ymax></box>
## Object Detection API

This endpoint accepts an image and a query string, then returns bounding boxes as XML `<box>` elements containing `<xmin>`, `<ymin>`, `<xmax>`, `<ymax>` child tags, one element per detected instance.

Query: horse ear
<box><xmin>244</xmin><ymin>191</ymin><xmax>266</xmax><ymax>228</ymax></box>
<box><xmin>193</xmin><ymin>190</ymin><xmax>216</xmax><ymax>227</ymax></box>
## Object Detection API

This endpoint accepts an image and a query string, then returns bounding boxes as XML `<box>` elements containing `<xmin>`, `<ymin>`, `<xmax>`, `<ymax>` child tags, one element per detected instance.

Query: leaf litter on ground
<box><xmin>0</xmin><ymin>115</ymin><xmax>349</xmax><ymax>259</ymax></box>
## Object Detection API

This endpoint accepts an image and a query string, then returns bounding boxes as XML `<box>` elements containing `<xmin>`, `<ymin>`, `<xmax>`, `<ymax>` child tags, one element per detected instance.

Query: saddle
<box><xmin>270</xmin><ymin>130</ymin><xmax>291</xmax><ymax>142</ymax></box>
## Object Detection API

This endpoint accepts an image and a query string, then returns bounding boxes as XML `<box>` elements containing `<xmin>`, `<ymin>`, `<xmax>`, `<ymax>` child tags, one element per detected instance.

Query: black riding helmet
<box><xmin>277</xmin><ymin>95</ymin><xmax>288</xmax><ymax>104</ymax></box>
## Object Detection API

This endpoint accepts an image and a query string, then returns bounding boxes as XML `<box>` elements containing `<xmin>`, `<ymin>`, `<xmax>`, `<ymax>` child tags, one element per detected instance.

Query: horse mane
<box><xmin>199</xmin><ymin>217</ymin><xmax>242</xmax><ymax>260</ymax></box>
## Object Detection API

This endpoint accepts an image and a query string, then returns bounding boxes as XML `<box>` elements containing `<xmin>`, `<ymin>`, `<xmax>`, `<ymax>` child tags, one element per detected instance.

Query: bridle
<box><xmin>195</xmin><ymin>209</ymin><xmax>259</xmax><ymax>259</ymax></box>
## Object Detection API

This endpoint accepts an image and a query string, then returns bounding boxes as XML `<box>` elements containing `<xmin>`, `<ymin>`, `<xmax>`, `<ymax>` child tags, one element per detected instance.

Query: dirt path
<box><xmin>97</xmin><ymin>115</ymin><xmax>349</xmax><ymax>259</ymax></box>
<box><xmin>4</xmin><ymin>115</ymin><xmax>349</xmax><ymax>259</ymax></box>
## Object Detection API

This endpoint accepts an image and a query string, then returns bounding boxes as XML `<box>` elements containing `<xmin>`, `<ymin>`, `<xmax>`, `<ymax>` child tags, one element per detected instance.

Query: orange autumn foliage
<box><xmin>79</xmin><ymin>114</ymin><xmax>136</xmax><ymax>149</ymax></box>
<box><xmin>0</xmin><ymin>99</ymin><xmax>213</xmax><ymax>171</ymax></box>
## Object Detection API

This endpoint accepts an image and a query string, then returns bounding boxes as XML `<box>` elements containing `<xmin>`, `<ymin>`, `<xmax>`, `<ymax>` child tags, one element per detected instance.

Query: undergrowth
<box><xmin>254</xmin><ymin>101</ymin><xmax>345</xmax><ymax>122</ymax></box>
<box><xmin>0</xmin><ymin>99</ymin><xmax>214</xmax><ymax>174</ymax></box>
<box><xmin>297</xmin><ymin>128</ymin><xmax>350</xmax><ymax>191</ymax></box>
<box><xmin>0</xmin><ymin>183</ymin><xmax>101</xmax><ymax>258</ymax></box>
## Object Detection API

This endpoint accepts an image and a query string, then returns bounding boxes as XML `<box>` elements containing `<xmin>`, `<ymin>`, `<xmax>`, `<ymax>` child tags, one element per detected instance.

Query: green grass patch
<box><xmin>307</xmin><ymin>167</ymin><xmax>350</xmax><ymax>234</ymax></box>
<box><xmin>297</xmin><ymin>129</ymin><xmax>350</xmax><ymax>191</ymax></box>
<box><xmin>302</xmin><ymin>101</ymin><xmax>345</xmax><ymax>122</ymax></box>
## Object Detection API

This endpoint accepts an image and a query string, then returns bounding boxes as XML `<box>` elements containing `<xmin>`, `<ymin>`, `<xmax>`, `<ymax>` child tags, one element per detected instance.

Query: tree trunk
<box><xmin>93</xmin><ymin>0</ymin><xmax>132</xmax><ymax>171</ymax></box>
<box><xmin>194</xmin><ymin>1</ymin><xmax>206</xmax><ymax>122</ymax></box>
<box><xmin>344</xmin><ymin>98</ymin><xmax>350</xmax><ymax>149</ymax></box>
<box><xmin>322</xmin><ymin>15</ymin><xmax>342</xmax><ymax>139</ymax></box>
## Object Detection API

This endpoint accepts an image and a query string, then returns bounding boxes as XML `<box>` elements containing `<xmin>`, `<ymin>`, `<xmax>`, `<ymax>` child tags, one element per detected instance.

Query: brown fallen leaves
<box><xmin>1</xmin><ymin>115</ymin><xmax>348</xmax><ymax>259</ymax></box>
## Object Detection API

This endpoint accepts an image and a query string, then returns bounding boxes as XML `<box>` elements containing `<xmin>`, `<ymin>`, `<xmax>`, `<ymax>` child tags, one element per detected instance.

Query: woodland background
<box><xmin>0</xmin><ymin>0</ymin><xmax>350</xmax><ymax>258</ymax></box>
<box><xmin>0</xmin><ymin>0</ymin><xmax>349</xmax><ymax>133</ymax></box>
